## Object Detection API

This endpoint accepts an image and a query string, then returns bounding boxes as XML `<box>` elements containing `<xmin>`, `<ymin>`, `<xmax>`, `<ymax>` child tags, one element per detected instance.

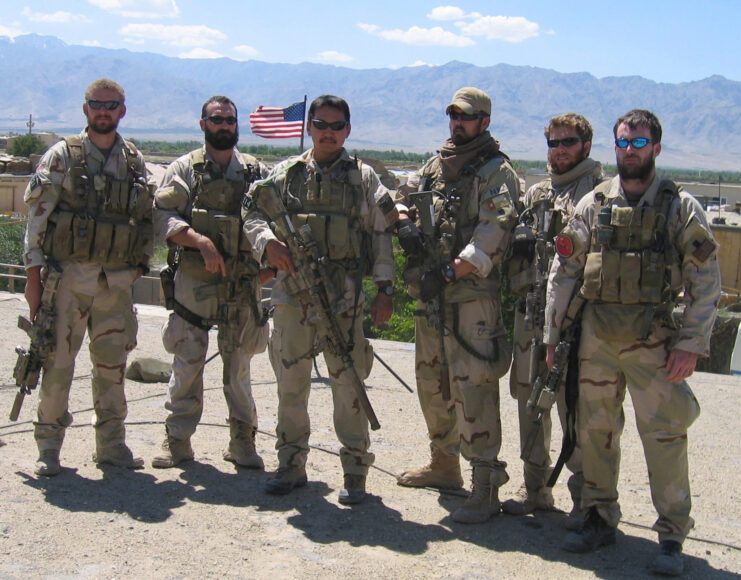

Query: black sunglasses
<box><xmin>87</xmin><ymin>100</ymin><xmax>122</xmax><ymax>111</ymax></box>
<box><xmin>310</xmin><ymin>118</ymin><xmax>348</xmax><ymax>131</ymax></box>
<box><xmin>448</xmin><ymin>111</ymin><xmax>485</xmax><ymax>121</ymax></box>
<box><xmin>615</xmin><ymin>137</ymin><xmax>654</xmax><ymax>149</ymax></box>
<box><xmin>202</xmin><ymin>115</ymin><xmax>238</xmax><ymax>126</ymax></box>
<box><xmin>547</xmin><ymin>137</ymin><xmax>583</xmax><ymax>148</ymax></box>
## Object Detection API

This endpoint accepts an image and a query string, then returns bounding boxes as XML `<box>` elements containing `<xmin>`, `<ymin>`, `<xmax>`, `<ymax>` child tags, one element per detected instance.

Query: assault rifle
<box><xmin>10</xmin><ymin>263</ymin><xmax>62</xmax><ymax>421</ymax></box>
<box><xmin>522</xmin><ymin>296</ymin><xmax>585</xmax><ymax>487</ymax></box>
<box><xmin>257</xmin><ymin>187</ymin><xmax>381</xmax><ymax>430</ymax></box>
<box><xmin>408</xmin><ymin>189</ymin><xmax>451</xmax><ymax>402</ymax></box>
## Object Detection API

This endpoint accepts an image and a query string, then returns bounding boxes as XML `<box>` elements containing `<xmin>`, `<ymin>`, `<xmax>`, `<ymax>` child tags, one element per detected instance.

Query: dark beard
<box><xmin>618</xmin><ymin>154</ymin><xmax>654</xmax><ymax>181</ymax></box>
<box><xmin>89</xmin><ymin>118</ymin><xmax>118</xmax><ymax>134</ymax></box>
<box><xmin>205</xmin><ymin>126</ymin><xmax>239</xmax><ymax>150</ymax></box>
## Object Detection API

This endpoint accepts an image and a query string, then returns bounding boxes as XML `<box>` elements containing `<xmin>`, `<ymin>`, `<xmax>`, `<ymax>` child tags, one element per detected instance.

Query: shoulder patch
<box><xmin>555</xmin><ymin>233</ymin><xmax>574</xmax><ymax>257</ymax></box>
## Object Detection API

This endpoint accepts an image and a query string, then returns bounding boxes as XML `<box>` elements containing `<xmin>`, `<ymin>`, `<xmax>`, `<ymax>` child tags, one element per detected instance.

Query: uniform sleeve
<box><xmin>543</xmin><ymin>203</ymin><xmax>591</xmax><ymax>345</ymax></box>
<box><xmin>671</xmin><ymin>194</ymin><xmax>721</xmax><ymax>355</ymax></box>
<box><xmin>22</xmin><ymin>144</ymin><xmax>67</xmax><ymax>268</ymax></box>
<box><xmin>363</xmin><ymin>165</ymin><xmax>395</xmax><ymax>283</ymax></box>
<box><xmin>136</xmin><ymin>153</ymin><xmax>155</xmax><ymax>258</ymax></box>
<box><xmin>458</xmin><ymin>163</ymin><xmax>519</xmax><ymax>278</ymax></box>
<box><xmin>153</xmin><ymin>157</ymin><xmax>192</xmax><ymax>245</ymax></box>
<box><xmin>242</xmin><ymin>175</ymin><xmax>281</xmax><ymax>264</ymax></box>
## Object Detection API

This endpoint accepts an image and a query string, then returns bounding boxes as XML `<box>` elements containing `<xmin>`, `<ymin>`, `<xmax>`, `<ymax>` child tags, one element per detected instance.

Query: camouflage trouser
<box><xmin>35</xmin><ymin>273</ymin><xmax>138</xmax><ymax>452</ymax></box>
<box><xmin>161</xmin><ymin>305</ymin><xmax>268</xmax><ymax>440</ymax></box>
<box><xmin>578</xmin><ymin>315</ymin><xmax>701</xmax><ymax>543</ymax></box>
<box><xmin>414</xmin><ymin>297</ymin><xmax>508</xmax><ymax>481</ymax></box>
<box><xmin>510</xmin><ymin>306</ymin><xmax>582</xmax><ymax>492</ymax></box>
<box><xmin>268</xmin><ymin>303</ymin><xmax>375</xmax><ymax>476</ymax></box>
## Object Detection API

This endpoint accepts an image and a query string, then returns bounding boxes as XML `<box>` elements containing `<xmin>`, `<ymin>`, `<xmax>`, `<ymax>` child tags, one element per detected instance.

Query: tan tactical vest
<box><xmin>179</xmin><ymin>149</ymin><xmax>260</xmax><ymax>281</ymax></box>
<box><xmin>42</xmin><ymin>136</ymin><xmax>151</xmax><ymax>267</ymax></box>
<box><xmin>419</xmin><ymin>152</ymin><xmax>510</xmax><ymax>263</ymax></box>
<box><xmin>283</xmin><ymin>157</ymin><xmax>367</xmax><ymax>270</ymax></box>
<box><xmin>579</xmin><ymin>180</ymin><xmax>679</xmax><ymax>340</ymax></box>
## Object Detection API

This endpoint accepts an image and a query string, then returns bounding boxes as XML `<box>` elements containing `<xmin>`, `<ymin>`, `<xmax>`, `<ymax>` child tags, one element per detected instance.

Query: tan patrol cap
<box><xmin>446</xmin><ymin>87</ymin><xmax>491</xmax><ymax>117</ymax></box>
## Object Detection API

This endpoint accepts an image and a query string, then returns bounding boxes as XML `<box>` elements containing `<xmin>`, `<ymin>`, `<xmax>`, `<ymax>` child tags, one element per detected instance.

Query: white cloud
<box><xmin>120</xmin><ymin>23</ymin><xmax>226</xmax><ymax>47</ymax></box>
<box><xmin>87</xmin><ymin>0</ymin><xmax>180</xmax><ymax>19</ymax></box>
<box><xmin>233</xmin><ymin>44</ymin><xmax>258</xmax><ymax>58</ymax></box>
<box><xmin>358</xmin><ymin>23</ymin><xmax>474</xmax><ymax>47</ymax></box>
<box><xmin>178</xmin><ymin>47</ymin><xmax>223</xmax><ymax>59</ymax></box>
<box><xmin>456</xmin><ymin>15</ymin><xmax>540</xmax><ymax>43</ymax></box>
<box><xmin>427</xmin><ymin>6</ymin><xmax>467</xmax><ymax>21</ymax></box>
<box><xmin>82</xmin><ymin>40</ymin><xmax>103</xmax><ymax>47</ymax></box>
<box><xmin>315</xmin><ymin>50</ymin><xmax>354</xmax><ymax>63</ymax></box>
<box><xmin>0</xmin><ymin>23</ymin><xmax>24</xmax><ymax>38</ymax></box>
<box><xmin>21</xmin><ymin>8</ymin><xmax>91</xmax><ymax>24</ymax></box>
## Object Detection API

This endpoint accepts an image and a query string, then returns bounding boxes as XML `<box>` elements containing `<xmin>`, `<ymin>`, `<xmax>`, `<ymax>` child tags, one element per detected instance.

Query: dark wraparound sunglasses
<box><xmin>202</xmin><ymin>115</ymin><xmax>238</xmax><ymax>125</ymax></box>
<box><xmin>87</xmin><ymin>100</ymin><xmax>121</xmax><ymax>111</ymax></box>
<box><xmin>547</xmin><ymin>137</ymin><xmax>583</xmax><ymax>148</ymax></box>
<box><xmin>310</xmin><ymin>119</ymin><xmax>348</xmax><ymax>131</ymax></box>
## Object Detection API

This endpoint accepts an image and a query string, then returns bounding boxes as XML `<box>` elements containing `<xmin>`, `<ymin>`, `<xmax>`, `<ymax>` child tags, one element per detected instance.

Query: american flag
<box><xmin>248</xmin><ymin>101</ymin><xmax>306</xmax><ymax>139</ymax></box>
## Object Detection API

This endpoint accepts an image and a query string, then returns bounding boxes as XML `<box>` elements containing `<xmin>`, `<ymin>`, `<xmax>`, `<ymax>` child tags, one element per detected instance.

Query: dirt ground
<box><xmin>0</xmin><ymin>290</ymin><xmax>739</xmax><ymax>579</ymax></box>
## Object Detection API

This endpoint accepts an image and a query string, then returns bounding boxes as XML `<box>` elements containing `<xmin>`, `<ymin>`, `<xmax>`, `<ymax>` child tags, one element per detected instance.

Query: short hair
<box><xmin>544</xmin><ymin>113</ymin><xmax>593</xmax><ymax>142</ymax></box>
<box><xmin>308</xmin><ymin>95</ymin><xmax>350</xmax><ymax>123</ymax></box>
<box><xmin>84</xmin><ymin>78</ymin><xmax>125</xmax><ymax>102</ymax></box>
<box><xmin>201</xmin><ymin>95</ymin><xmax>238</xmax><ymax>120</ymax></box>
<box><xmin>613</xmin><ymin>109</ymin><xmax>662</xmax><ymax>143</ymax></box>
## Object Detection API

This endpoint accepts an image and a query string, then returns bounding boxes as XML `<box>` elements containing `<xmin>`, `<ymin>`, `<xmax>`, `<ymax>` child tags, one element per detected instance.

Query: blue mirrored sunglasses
<box><xmin>615</xmin><ymin>137</ymin><xmax>654</xmax><ymax>149</ymax></box>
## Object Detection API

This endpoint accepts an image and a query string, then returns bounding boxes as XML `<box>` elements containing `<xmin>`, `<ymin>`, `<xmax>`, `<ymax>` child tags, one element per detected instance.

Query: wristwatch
<box><xmin>378</xmin><ymin>284</ymin><xmax>394</xmax><ymax>296</ymax></box>
<box><xmin>443</xmin><ymin>264</ymin><xmax>456</xmax><ymax>283</ymax></box>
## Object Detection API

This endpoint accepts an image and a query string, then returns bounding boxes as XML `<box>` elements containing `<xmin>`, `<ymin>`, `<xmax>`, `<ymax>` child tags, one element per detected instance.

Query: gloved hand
<box><xmin>397</xmin><ymin>218</ymin><xmax>424</xmax><ymax>254</ymax></box>
<box><xmin>419</xmin><ymin>267</ymin><xmax>447</xmax><ymax>302</ymax></box>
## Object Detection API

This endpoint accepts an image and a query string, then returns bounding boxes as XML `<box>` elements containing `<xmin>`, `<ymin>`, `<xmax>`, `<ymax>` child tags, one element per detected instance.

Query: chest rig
<box><xmin>283</xmin><ymin>157</ymin><xmax>367</xmax><ymax>273</ymax></box>
<box><xmin>581</xmin><ymin>180</ymin><xmax>678</xmax><ymax>305</ymax></box>
<box><xmin>185</xmin><ymin>149</ymin><xmax>258</xmax><ymax>263</ymax></box>
<box><xmin>42</xmin><ymin>136</ymin><xmax>150</xmax><ymax>267</ymax></box>
<box><xmin>419</xmin><ymin>150</ymin><xmax>505</xmax><ymax>264</ymax></box>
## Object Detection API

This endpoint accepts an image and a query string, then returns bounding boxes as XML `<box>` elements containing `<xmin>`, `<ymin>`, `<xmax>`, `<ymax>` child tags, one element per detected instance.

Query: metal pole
<box><xmin>299</xmin><ymin>95</ymin><xmax>307</xmax><ymax>153</ymax></box>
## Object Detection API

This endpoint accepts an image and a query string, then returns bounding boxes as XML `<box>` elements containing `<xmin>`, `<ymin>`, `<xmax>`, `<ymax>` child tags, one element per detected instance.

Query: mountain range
<box><xmin>1</xmin><ymin>34</ymin><xmax>739</xmax><ymax>171</ymax></box>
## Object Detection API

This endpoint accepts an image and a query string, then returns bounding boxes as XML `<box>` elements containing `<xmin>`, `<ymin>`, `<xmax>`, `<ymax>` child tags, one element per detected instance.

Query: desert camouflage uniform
<box><xmin>396</xmin><ymin>132</ymin><xmax>519</xmax><ymax>483</ymax></box>
<box><xmin>23</xmin><ymin>129</ymin><xmax>154</xmax><ymax>453</ymax></box>
<box><xmin>508</xmin><ymin>158</ymin><xmax>604</xmax><ymax>501</ymax></box>
<box><xmin>153</xmin><ymin>147</ymin><xmax>268</xmax><ymax>442</ymax></box>
<box><xmin>243</xmin><ymin>148</ymin><xmax>394</xmax><ymax>476</ymax></box>
<box><xmin>544</xmin><ymin>175</ymin><xmax>720</xmax><ymax>542</ymax></box>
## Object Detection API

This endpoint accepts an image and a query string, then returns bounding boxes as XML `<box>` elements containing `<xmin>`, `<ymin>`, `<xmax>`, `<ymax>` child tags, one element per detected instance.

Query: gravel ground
<box><xmin>0</xmin><ymin>291</ymin><xmax>739</xmax><ymax>579</ymax></box>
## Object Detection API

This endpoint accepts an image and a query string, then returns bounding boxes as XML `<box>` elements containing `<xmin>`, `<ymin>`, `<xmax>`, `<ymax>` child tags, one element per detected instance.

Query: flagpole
<box><xmin>299</xmin><ymin>94</ymin><xmax>307</xmax><ymax>153</ymax></box>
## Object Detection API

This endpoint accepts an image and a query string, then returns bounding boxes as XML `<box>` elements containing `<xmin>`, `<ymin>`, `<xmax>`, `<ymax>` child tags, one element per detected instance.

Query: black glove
<box><xmin>397</xmin><ymin>218</ymin><xmax>424</xmax><ymax>254</ymax></box>
<box><xmin>511</xmin><ymin>223</ymin><xmax>536</xmax><ymax>262</ymax></box>
<box><xmin>419</xmin><ymin>267</ymin><xmax>447</xmax><ymax>302</ymax></box>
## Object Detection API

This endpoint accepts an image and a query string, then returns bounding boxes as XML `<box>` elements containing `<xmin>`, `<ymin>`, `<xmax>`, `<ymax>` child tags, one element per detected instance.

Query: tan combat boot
<box><xmin>565</xmin><ymin>472</ymin><xmax>587</xmax><ymax>530</ymax></box>
<box><xmin>397</xmin><ymin>446</ymin><xmax>463</xmax><ymax>489</ymax></box>
<box><xmin>451</xmin><ymin>466</ymin><xmax>503</xmax><ymax>524</ymax></box>
<box><xmin>151</xmin><ymin>435</ymin><xmax>194</xmax><ymax>468</ymax></box>
<box><xmin>34</xmin><ymin>448</ymin><xmax>62</xmax><ymax>476</ymax></box>
<box><xmin>223</xmin><ymin>421</ymin><xmax>264</xmax><ymax>469</ymax></box>
<box><xmin>501</xmin><ymin>482</ymin><xmax>555</xmax><ymax>515</ymax></box>
<box><xmin>93</xmin><ymin>444</ymin><xmax>144</xmax><ymax>469</ymax></box>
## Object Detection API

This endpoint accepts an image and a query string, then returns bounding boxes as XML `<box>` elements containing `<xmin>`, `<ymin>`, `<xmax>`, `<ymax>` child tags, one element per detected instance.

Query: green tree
<box><xmin>9</xmin><ymin>134</ymin><xmax>47</xmax><ymax>157</ymax></box>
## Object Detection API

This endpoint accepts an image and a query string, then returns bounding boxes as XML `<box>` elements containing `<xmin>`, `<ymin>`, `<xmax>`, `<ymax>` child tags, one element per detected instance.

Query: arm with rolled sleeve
<box><xmin>457</xmin><ymin>161</ymin><xmax>520</xmax><ymax>278</ymax></box>
<box><xmin>362</xmin><ymin>164</ymin><xmax>395</xmax><ymax>284</ymax></box>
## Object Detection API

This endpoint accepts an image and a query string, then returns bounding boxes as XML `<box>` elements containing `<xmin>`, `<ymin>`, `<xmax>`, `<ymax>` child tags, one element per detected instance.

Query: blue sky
<box><xmin>0</xmin><ymin>1</ymin><xmax>738</xmax><ymax>83</ymax></box>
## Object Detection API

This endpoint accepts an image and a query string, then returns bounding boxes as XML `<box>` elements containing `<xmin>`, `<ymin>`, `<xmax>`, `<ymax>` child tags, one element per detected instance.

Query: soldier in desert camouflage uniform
<box><xmin>22</xmin><ymin>78</ymin><xmax>155</xmax><ymax>476</ymax></box>
<box><xmin>243</xmin><ymin>95</ymin><xmax>394</xmax><ymax>504</ymax></box>
<box><xmin>503</xmin><ymin>113</ymin><xmax>604</xmax><ymax>525</ymax></box>
<box><xmin>394</xmin><ymin>87</ymin><xmax>519</xmax><ymax>523</ymax></box>
<box><xmin>151</xmin><ymin>96</ymin><xmax>270</xmax><ymax>470</ymax></box>
<box><xmin>545</xmin><ymin>109</ymin><xmax>720</xmax><ymax>576</ymax></box>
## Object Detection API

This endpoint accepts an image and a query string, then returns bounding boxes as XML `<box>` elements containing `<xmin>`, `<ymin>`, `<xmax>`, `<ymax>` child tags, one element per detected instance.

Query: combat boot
<box><xmin>338</xmin><ymin>474</ymin><xmax>367</xmax><ymax>505</ymax></box>
<box><xmin>93</xmin><ymin>444</ymin><xmax>144</xmax><ymax>469</ymax></box>
<box><xmin>451</xmin><ymin>466</ymin><xmax>502</xmax><ymax>524</ymax></box>
<box><xmin>565</xmin><ymin>472</ymin><xmax>587</xmax><ymax>530</ymax></box>
<box><xmin>223</xmin><ymin>421</ymin><xmax>264</xmax><ymax>469</ymax></box>
<box><xmin>151</xmin><ymin>435</ymin><xmax>194</xmax><ymax>468</ymax></box>
<box><xmin>501</xmin><ymin>482</ymin><xmax>555</xmax><ymax>515</ymax></box>
<box><xmin>561</xmin><ymin>506</ymin><xmax>616</xmax><ymax>552</ymax></box>
<box><xmin>650</xmin><ymin>540</ymin><xmax>684</xmax><ymax>576</ymax></box>
<box><xmin>34</xmin><ymin>449</ymin><xmax>61</xmax><ymax>477</ymax></box>
<box><xmin>264</xmin><ymin>466</ymin><xmax>308</xmax><ymax>495</ymax></box>
<box><xmin>397</xmin><ymin>446</ymin><xmax>463</xmax><ymax>489</ymax></box>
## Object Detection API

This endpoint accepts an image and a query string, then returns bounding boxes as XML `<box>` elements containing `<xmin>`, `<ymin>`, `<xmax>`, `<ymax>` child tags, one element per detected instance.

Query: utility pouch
<box><xmin>160</xmin><ymin>265</ymin><xmax>176</xmax><ymax>310</ymax></box>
